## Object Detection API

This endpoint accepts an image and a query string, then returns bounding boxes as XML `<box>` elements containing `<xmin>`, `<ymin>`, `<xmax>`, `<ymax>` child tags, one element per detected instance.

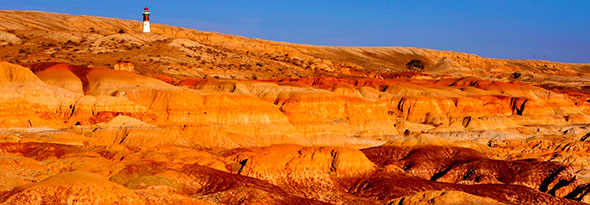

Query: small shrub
<box><xmin>512</xmin><ymin>72</ymin><xmax>521</xmax><ymax>79</ymax></box>
<box><xmin>406</xmin><ymin>59</ymin><xmax>425</xmax><ymax>70</ymax></box>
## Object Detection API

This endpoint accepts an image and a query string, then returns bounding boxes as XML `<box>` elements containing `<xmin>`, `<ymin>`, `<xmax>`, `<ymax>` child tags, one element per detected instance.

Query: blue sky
<box><xmin>1</xmin><ymin>0</ymin><xmax>589</xmax><ymax>63</ymax></box>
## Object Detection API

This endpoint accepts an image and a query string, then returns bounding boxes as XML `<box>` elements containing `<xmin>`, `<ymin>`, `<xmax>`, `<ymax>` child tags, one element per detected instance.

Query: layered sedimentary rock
<box><xmin>1</xmin><ymin>171</ymin><xmax>144</xmax><ymax>204</ymax></box>
<box><xmin>221</xmin><ymin>145</ymin><xmax>376</xmax><ymax>202</ymax></box>
<box><xmin>0</xmin><ymin>59</ymin><xmax>589</xmax><ymax>203</ymax></box>
<box><xmin>388</xmin><ymin>191</ymin><xmax>503</xmax><ymax>205</ymax></box>
<box><xmin>0</xmin><ymin>10</ymin><xmax>590</xmax><ymax>204</ymax></box>
<box><xmin>1</xmin><ymin>142</ymin><xmax>587</xmax><ymax>204</ymax></box>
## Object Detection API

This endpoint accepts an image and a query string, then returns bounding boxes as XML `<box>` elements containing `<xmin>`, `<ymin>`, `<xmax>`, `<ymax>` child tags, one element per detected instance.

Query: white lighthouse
<box><xmin>142</xmin><ymin>7</ymin><xmax>151</xmax><ymax>33</ymax></box>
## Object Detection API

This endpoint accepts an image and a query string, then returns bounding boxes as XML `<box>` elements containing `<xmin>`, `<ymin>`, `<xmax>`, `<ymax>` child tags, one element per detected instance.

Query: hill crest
<box><xmin>0</xmin><ymin>10</ymin><xmax>588</xmax><ymax>81</ymax></box>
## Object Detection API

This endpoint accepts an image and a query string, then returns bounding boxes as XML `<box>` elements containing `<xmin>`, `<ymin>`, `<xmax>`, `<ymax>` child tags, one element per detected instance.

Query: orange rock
<box><xmin>34</xmin><ymin>64</ymin><xmax>84</xmax><ymax>94</ymax></box>
<box><xmin>222</xmin><ymin>144</ymin><xmax>375</xmax><ymax>201</ymax></box>
<box><xmin>388</xmin><ymin>190</ymin><xmax>503</xmax><ymax>205</ymax></box>
<box><xmin>114</xmin><ymin>61</ymin><xmax>135</xmax><ymax>72</ymax></box>
<box><xmin>0</xmin><ymin>171</ymin><xmax>143</xmax><ymax>204</ymax></box>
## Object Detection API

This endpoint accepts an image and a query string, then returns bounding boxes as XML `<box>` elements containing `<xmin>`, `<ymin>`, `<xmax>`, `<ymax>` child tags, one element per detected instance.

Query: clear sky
<box><xmin>1</xmin><ymin>0</ymin><xmax>589</xmax><ymax>63</ymax></box>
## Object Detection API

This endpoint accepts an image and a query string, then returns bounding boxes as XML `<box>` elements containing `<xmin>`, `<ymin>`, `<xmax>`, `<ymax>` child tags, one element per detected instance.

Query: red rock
<box><xmin>0</xmin><ymin>171</ymin><xmax>143</xmax><ymax>204</ymax></box>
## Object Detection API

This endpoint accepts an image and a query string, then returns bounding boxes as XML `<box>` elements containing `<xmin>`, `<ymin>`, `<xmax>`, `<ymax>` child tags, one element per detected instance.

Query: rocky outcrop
<box><xmin>0</xmin><ymin>171</ymin><xmax>143</xmax><ymax>204</ymax></box>
<box><xmin>0</xmin><ymin>31</ymin><xmax>20</xmax><ymax>46</ymax></box>
<box><xmin>3</xmin><ymin>60</ymin><xmax>590</xmax><ymax>148</ymax></box>
<box><xmin>34</xmin><ymin>64</ymin><xmax>85</xmax><ymax>94</ymax></box>
<box><xmin>113</xmin><ymin>61</ymin><xmax>135</xmax><ymax>72</ymax></box>
<box><xmin>1</xmin><ymin>141</ymin><xmax>589</xmax><ymax>204</ymax></box>
<box><xmin>361</xmin><ymin>145</ymin><xmax>590</xmax><ymax>202</ymax></box>
<box><xmin>178</xmin><ymin>79</ymin><xmax>398</xmax><ymax>143</ymax></box>
<box><xmin>221</xmin><ymin>145</ymin><xmax>375</xmax><ymax>201</ymax></box>
<box><xmin>349</xmin><ymin>172</ymin><xmax>582</xmax><ymax>204</ymax></box>
<box><xmin>388</xmin><ymin>190</ymin><xmax>504</xmax><ymax>205</ymax></box>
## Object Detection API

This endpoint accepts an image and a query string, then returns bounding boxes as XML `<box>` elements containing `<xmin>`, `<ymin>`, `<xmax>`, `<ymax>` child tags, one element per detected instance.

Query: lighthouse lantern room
<box><xmin>142</xmin><ymin>7</ymin><xmax>151</xmax><ymax>33</ymax></box>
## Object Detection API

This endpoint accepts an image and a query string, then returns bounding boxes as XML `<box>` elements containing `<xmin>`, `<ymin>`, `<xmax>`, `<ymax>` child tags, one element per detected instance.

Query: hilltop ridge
<box><xmin>0</xmin><ymin>10</ymin><xmax>588</xmax><ymax>81</ymax></box>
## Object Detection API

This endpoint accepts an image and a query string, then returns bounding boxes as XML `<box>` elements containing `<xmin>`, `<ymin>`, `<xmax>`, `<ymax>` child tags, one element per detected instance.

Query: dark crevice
<box><xmin>539</xmin><ymin>167</ymin><xmax>566</xmax><ymax>193</ymax></box>
<box><xmin>548</xmin><ymin>179</ymin><xmax>573</xmax><ymax>196</ymax></box>
<box><xmin>397</xmin><ymin>197</ymin><xmax>405</xmax><ymax>205</ymax></box>
<box><xmin>237</xmin><ymin>159</ymin><xmax>248</xmax><ymax>175</ymax></box>
<box><xmin>565</xmin><ymin>184</ymin><xmax>590</xmax><ymax>201</ymax></box>
<box><xmin>118</xmin><ymin>130</ymin><xmax>129</xmax><ymax>144</ymax></box>
<box><xmin>462</xmin><ymin>116</ymin><xmax>472</xmax><ymax>128</ymax></box>
<box><xmin>330</xmin><ymin>150</ymin><xmax>338</xmax><ymax>172</ymax></box>
<box><xmin>510</xmin><ymin>98</ymin><xmax>528</xmax><ymax>116</ymax></box>
<box><xmin>68</xmin><ymin>104</ymin><xmax>76</xmax><ymax>118</ymax></box>
<box><xmin>397</xmin><ymin>98</ymin><xmax>405</xmax><ymax>112</ymax></box>
<box><xmin>430</xmin><ymin>165</ymin><xmax>455</xmax><ymax>181</ymax></box>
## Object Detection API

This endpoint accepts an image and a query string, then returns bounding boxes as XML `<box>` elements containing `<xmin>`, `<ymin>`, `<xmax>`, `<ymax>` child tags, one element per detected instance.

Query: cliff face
<box><xmin>0</xmin><ymin>10</ymin><xmax>590</xmax><ymax>204</ymax></box>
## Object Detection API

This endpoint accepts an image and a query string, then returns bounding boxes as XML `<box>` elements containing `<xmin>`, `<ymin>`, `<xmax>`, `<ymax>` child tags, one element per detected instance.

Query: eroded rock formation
<box><xmin>0</xmin><ymin>10</ymin><xmax>589</xmax><ymax>204</ymax></box>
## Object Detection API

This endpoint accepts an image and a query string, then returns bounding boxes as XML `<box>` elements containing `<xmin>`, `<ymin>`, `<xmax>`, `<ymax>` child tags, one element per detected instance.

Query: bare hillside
<box><xmin>1</xmin><ymin>10</ymin><xmax>587</xmax><ymax>81</ymax></box>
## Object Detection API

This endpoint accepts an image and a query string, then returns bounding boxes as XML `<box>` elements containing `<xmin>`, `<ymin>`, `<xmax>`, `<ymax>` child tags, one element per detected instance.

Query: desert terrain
<box><xmin>1</xmin><ymin>10</ymin><xmax>590</xmax><ymax>204</ymax></box>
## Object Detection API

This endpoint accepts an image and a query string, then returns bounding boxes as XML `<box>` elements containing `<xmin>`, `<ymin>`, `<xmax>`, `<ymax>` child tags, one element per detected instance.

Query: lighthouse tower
<box><xmin>142</xmin><ymin>7</ymin><xmax>151</xmax><ymax>33</ymax></box>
